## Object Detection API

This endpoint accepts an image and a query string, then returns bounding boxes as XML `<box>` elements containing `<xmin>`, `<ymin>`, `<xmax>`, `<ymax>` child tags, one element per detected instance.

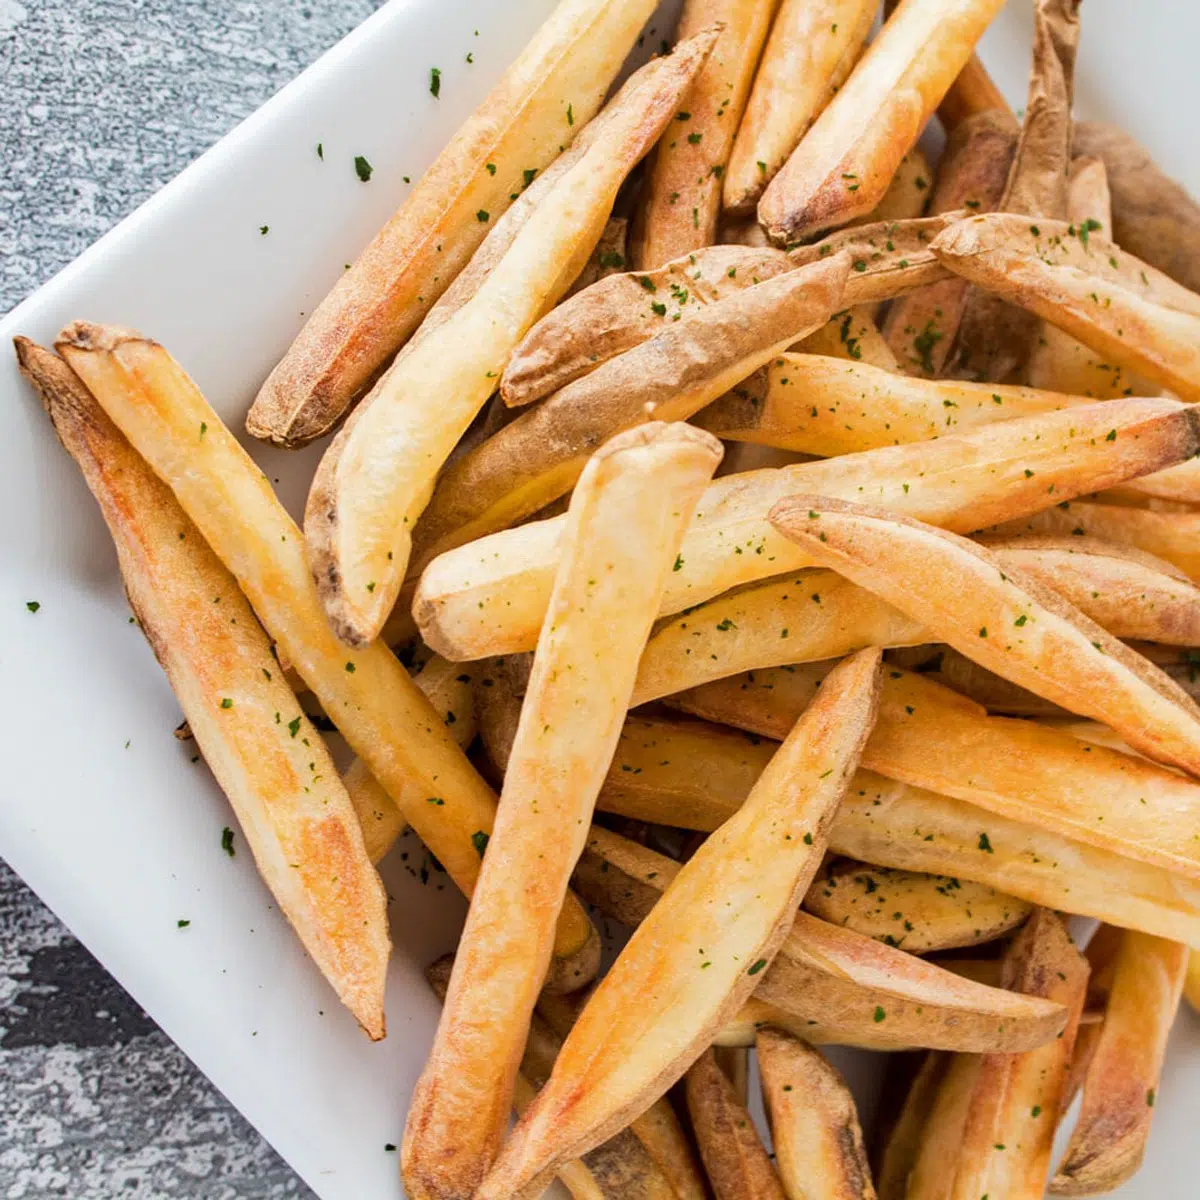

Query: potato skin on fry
<box><xmin>245</xmin><ymin>0</ymin><xmax>658</xmax><ymax>447</ymax></box>
<box><xmin>16</xmin><ymin>338</ymin><xmax>390</xmax><ymax>1039</ymax></box>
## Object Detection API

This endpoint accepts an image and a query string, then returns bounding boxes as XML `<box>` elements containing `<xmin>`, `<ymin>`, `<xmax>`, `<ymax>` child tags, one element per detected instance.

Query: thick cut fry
<box><xmin>947</xmin><ymin>910</ymin><xmax>1089</xmax><ymax>1200</ymax></box>
<box><xmin>632</xmin><ymin>0</ymin><xmax>779</xmax><ymax>268</ymax></box>
<box><xmin>16</xmin><ymin>339</ymin><xmax>390</xmax><ymax>1038</ymax></box>
<box><xmin>415</xmin><ymin>396</ymin><xmax>1200</xmax><ymax>660</ymax></box>
<box><xmin>246</xmin><ymin>0</ymin><xmax>658</xmax><ymax>447</ymax></box>
<box><xmin>712</xmin><ymin>1045</ymin><xmax>750</xmax><ymax>1105</ymax></box>
<box><xmin>758</xmin><ymin>0</ymin><xmax>1006</xmax><ymax>244</ymax></box>
<box><xmin>573</xmin><ymin>825</ymin><xmax>1068</xmax><ymax>1053</ymax></box>
<box><xmin>757</xmin><ymin>1029</ymin><xmax>876</xmax><ymax>1200</ymax></box>
<box><xmin>906</xmin><ymin>1052</ymin><xmax>984</xmax><ymax>1199</ymax></box>
<box><xmin>424</xmin><ymin>956</ymin><xmax>678</xmax><ymax>1200</ymax></box>
<box><xmin>1075</xmin><ymin>121</ymin><xmax>1200</xmax><ymax>297</ymax></box>
<box><xmin>796</xmin><ymin>308</ymin><xmax>902</xmax><ymax>372</ymax></box>
<box><xmin>887</xmin><ymin>644</ymin><xmax>1071</xmax><ymax>716</ymax></box>
<box><xmin>304</xmin><ymin>34</ymin><xmax>718</xmax><ymax>646</ymax></box>
<box><xmin>724</xmin><ymin>0</ymin><xmax>876</xmax><ymax>214</ymax></box>
<box><xmin>478</xmin><ymin>651</ymin><xmax>882</xmax><ymax>1199</ymax></box>
<box><xmin>412</xmin><ymin>255</ymin><xmax>847</xmax><ymax>565</ymax></box>
<box><xmin>57</xmin><ymin>324</ymin><xmax>599</xmax><ymax>994</ymax></box>
<box><xmin>402</xmin><ymin>423</ymin><xmax>720</xmax><ymax>1200</ymax></box>
<box><xmin>686</xmin><ymin>1048</ymin><xmax>787</xmax><ymax>1200</ymax></box>
<box><xmin>805</xmin><ymin>860</ymin><xmax>1032</xmax><ymax>953</ymax></box>
<box><xmin>938</xmin><ymin>52</ymin><xmax>1012</xmax><ymax>129</ymax></box>
<box><xmin>882</xmin><ymin>110</ymin><xmax>1017</xmax><ymax>374</ymax></box>
<box><xmin>1051</xmin><ymin>932</ymin><xmax>1187</xmax><ymax>1195</ymax></box>
<box><xmin>932</xmin><ymin>212</ymin><xmax>1200</xmax><ymax>401</ymax></box>
<box><xmin>875</xmin><ymin>1052</ymin><xmax>950</xmax><ymax>1200</ymax></box>
<box><xmin>854</xmin><ymin>147</ymin><xmax>933</xmax><ymax>227</ymax></box>
<box><xmin>770</xmin><ymin>497</ymin><xmax>1200</xmax><ymax>776</ymax></box>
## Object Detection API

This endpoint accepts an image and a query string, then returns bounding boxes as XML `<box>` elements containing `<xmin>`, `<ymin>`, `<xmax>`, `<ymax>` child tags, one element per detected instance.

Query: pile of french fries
<box><xmin>21</xmin><ymin>0</ymin><xmax>1200</xmax><ymax>1195</ymax></box>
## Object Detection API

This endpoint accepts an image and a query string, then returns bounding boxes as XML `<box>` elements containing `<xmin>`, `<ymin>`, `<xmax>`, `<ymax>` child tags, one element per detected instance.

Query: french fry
<box><xmin>947</xmin><ymin>910</ymin><xmax>1089</xmax><ymax>1200</ymax></box>
<box><xmin>423</xmin><ymin>956</ymin><xmax>679</xmax><ymax>1200</ymax></box>
<box><xmin>1186</xmin><ymin>949</ymin><xmax>1200</xmax><ymax>1013</ymax></box>
<box><xmin>938</xmin><ymin>51</ymin><xmax>1012</xmax><ymax>130</ymax></box>
<box><xmin>1075</xmin><ymin>121</ymin><xmax>1200</xmax><ymax>296</ymax></box>
<box><xmin>757</xmin><ymin>1028</ymin><xmax>876</xmax><ymax>1200</ymax></box>
<box><xmin>411</xmin><ymin>255</ymin><xmax>847</xmax><ymax>566</ymax></box>
<box><xmin>932</xmin><ymin>212</ymin><xmax>1200</xmax><ymax>401</ymax></box>
<box><xmin>402</xmin><ymin>423</ymin><xmax>720</xmax><ymax>1200</ymax></box>
<box><xmin>686</xmin><ymin>1048</ymin><xmax>788</xmax><ymax>1200</ymax></box>
<box><xmin>770</xmin><ymin>496</ymin><xmax>1200</xmax><ymax>776</ymax></box>
<box><xmin>478</xmin><ymin>650</ymin><xmax>883</xmax><ymax>1199</ymax></box>
<box><xmin>874</xmin><ymin>1052</ymin><xmax>950</xmax><ymax>1200</ymax></box>
<box><xmin>245</xmin><ymin>0</ymin><xmax>658</xmax><ymax>447</ymax></box>
<box><xmin>57</xmin><ymin>323</ymin><xmax>600</xmax><ymax>995</ymax></box>
<box><xmin>631</xmin><ymin>0</ymin><xmax>779</xmax><ymax>268</ymax></box>
<box><xmin>804</xmin><ymin>860</ymin><xmax>1032</xmax><ymax>953</ymax></box>
<box><xmin>1051</xmin><ymin>931</ymin><xmax>1187</xmax><ymax>1195</ymax></box>
<box><xmin>906</xmin><ymin>1053</ymin><xmax>984</xmax><ymax>1199</ymax></box>
<box><xmin>795</xmin><ymin>308</ymin><xmax>903</xmax><ymax>371</ymax></box>
<box><xmin>415</xmin><ymin>396</ymin><xmax>1200</xmax><ymax>660</ymax></box>
<box><xmin>882</xmin><ymin>109</ymin><xmax>1017</xmax><ymax>374</ymax></box>
<box><xmin>723</xmin><ymin>0</ymin><xmax>876</xmax><ymax>214</ymax></box>
<box><xmin>565</xmin><ymin>216</ymin><xmax>630</xmax><ymax>298</ymax></box>
<box><xmin>16</xmin><ymin>338</ymin><xmax>390</xmax><ymax>1039</ymax></box>
<box><xmin>758</xmin><ymin>0</ymin><xmax>1006</xmax><ymax>244</ymax></box>
<box><xmin>711</xmin><ymin>1045</ymin><xmax>750</xmax><ymax>1105</ymax></box>
<box><xmin>303</xmin><ymin>32</ymin><xmax>718</xmax><ymax>646</ymax></box>
<box><xmin>573</xmin><ymin>825</ymin><xmax>1068</xmax><ymax>1054</ymax></box>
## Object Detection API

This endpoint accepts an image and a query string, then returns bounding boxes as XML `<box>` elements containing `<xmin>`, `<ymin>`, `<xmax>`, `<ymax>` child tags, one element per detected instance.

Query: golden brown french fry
<box><xmin>245</xmin><ymin>0</ymin><xmax>658</xmax><ymax>447</ymax></box>
<box><xmin>795</xmin><ymin>307</ymin><xmax>902</xmax><ymax>371</ymax></box>
<box><xmin>574</xmin><ymin>824</ymin><xmax>1068</xmax><ymax>1054</ymax></box>
<box><xmin>938</xmin><ymin>51</ymin><xmax>1012</xmax><ymax>130</ymax></box>
<box><xmin>1051</xmin><ymin>931</ymin><xmax>1187</xmax><ymax>1195</ymax></box>
<box><xmin>1074</xmin><ymin>121</ymin><xmax>1200</xmax><ymax>297</ymax></box>
<box><xmin>411</xmin><ymin>254</ymin><xmax>847</xmax><ymax>566</ymax></box>
<box><xmin>758</xmin><ymin>0</ymin><xmax>1006</xmax><ymax>244</ymax></box>
<box><xmin>632</xmin><ymin>0</ymin><xmax>779</xmax><ymax>268</ymax></box>
<box><xmin>757</xmin><ymin>1028</ymin><xmax>876</xmax><ymax>1200</ymax></box>
<box><xmin>16</xmin><ymin>338</ymin><xmax>390</xmax><ymax>1039</ymax></box>
<box><xmin>770</xmin><ymin>496</ymin><xmax>1200</xmax><ymax>776</ymax></box>
<box><xmin>882</xmin><ymin>109</ymin><xmax>1017</xmax><ymax>375</ymax></box>
<box><xmin>423</xmin><ymin>956</ymin><xmax>678</xmax><ymax>1200</ymax></box>
<box><xmin>724</xmin><ymin>0</ymin><xmax>876</xmax><ymax>214</ymax></box>
<box><xmin>415</xmin><ymin>396</ymin><xmax>1200</xmax><ymax>660</ymax></box>
<box><xmin>56</xmin><ymin>323</ymin><xmax>599</xmax><ymax>995</ymax></box>
<box><xmin>478</xmin><ymin>651</ymin><xmax>883</xmax><ymax>1199</ymax></box>
<box><xmin>905</xmin><ymin>1053</ymin><xmax>983</xmax><ymax>1200</ymax></box>
<box><xmin>804</xmin><ymin>860</ymin><xmax>1032</xmax><ymax>953</ymax></box>
<box><xmin>402</xmin><ymin>423</ymin><xmax>720</xmax><ymax>1200</ymax></box>
<box><xmin>686</xmin><ymin>1048</ymin><xmax>787</xmax><ymax>1200</ymax></box>
<box><xmin>874</xmin><ymin>1052</ymin><xmax>950</xmax><ymax>1200</ymax></box>
<box><xmin>948</xmin><ymin>910</ymin><xmax>1089</xmax><ymax>1200</ymax></box>
<box><xmin>303</xmin><ymin>33</ymin><xmax>718</xmax><ymax>646</ymax></box>
<box><xmin>932</xmin><ymin>212</ymin><xmax>1200</xmax><ymax>401</ymax></box>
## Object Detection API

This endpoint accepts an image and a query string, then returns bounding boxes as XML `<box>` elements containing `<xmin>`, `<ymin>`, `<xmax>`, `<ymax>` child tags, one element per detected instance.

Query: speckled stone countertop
<box><xmin>1</xmin><ymin>3</ymin><xmax>384</xmax><ymax>1194</ymax></box>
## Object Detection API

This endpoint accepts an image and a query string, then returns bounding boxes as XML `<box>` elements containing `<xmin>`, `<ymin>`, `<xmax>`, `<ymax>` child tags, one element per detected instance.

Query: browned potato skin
<box><xmin>687</xmin><ymin>1048</ymin><xmax>787</xmax><ymax>1200</ymax></box>
<box><xmin>804</xmin><ymin>860</ymin><xmax>1032</xmax><ymax>953</ymax></box>
<box><xmin>1075</xmin><ymin>121</ymin><xmax>1200</xmax><ymax>296</ymax></box>
<box><xmin>1051</xmin><ymin>931</ymin><xmax>1187</xmax><ymax>1195</ymax></box>
<box><xmin>245</xmin><ymin>0</ymin><xmax>658</xmax><ymax>447</ymax></box>
<box><xmin>632</xmin><ymin>0</ymin><xmax>779</xmax><ymax>268</ymax></box>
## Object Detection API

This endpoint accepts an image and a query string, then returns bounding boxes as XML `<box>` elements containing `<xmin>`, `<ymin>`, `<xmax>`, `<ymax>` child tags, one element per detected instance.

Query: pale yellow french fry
<box><xmin>1051</xmin><ymin>931</ymin><xmax>1187</xmax><ymax>1195</ymax></box>
<box><xmin>724</xmin><ymin>0</ymin><xmax>876</xmax><ymax>214</ymax></box>
<box><xmin>932</xmin><ymin>212</ymin><xmax>1200</xmax><ymax>401</ymax></box>
<box><xmin>303</xmin><ymin>32</ymin><xmax>718</xmax><ymax>646</ymax></box>
<box><xmin>402</xmin><ymin>423</ymin><xmax>720</xmax><ymax>1200</ymax></box>
<box><xmin>686</xmin><ymin>1048</ymin><xmax>787</xmax><ymax>1200</ymax></box>
<box><xmin>804</xmin><ymin>860</ymin><xmax>1032</xmax><ymax>953</ymax></box>
<box><xmin>573</xmin><ymin>824</ymin><xmax>1067</xmax><ymax>1054</ymax></box>
<box><xmin>938</xmin><ymin>51</ymin><xmax>1012</xmax><ymax>130</ymax></box>
<box><xmin>632</xmin><ymin>0</ymin><xmax>779</xmax><ymax>268</ymax></box>
<box><xmin>424</xmin><ymin>956</ymin><xmax>678</xmax><ymax>1200</ymax></box>
<box><xmin>244</xmin><ymin>0</ymin><xmax>659</xmax><ymax>448</ymax></box>
<box><xmin>758</xmin><ymin>0</ymin><xmax>1005</xmax><ymax>244</ymax></box>
<box><xmin>770</xmin><ymin>496</ymin><xmax>1200</xmax><ymax>776</ymax></box>
<box><xmin>875</xmin><ymin>1052</ymin><xmax>950</xmax><ymax>1200</ymax></box>
<box><xmin>757</xmin><ymin>1028</ymin><xmax>876</xmax><ymax>1200</ymax></box>
<box><xmin>16</xmin><ymin>339</ymin><xmax>390</xmax><ymax>1039</ymax></box>
<box><xmin>947</xmin><ymin>910</ymin><xmax>1089</xmax><ymax>1200</ymax></box>
<box><xmin>414</xmin><ymin>396</ymin><xmax>1200</xmax><ymax>660</ymax></box>
<box><xmin>410</xmin><ymin>254</ymin><xmax>846</xmax><ymax>569</ymax></box>
<box><xmin>478</xmin><ymin>651</ymin><xmax>883</xmax><ymax>1199</ymax></box>
<box><xmin>795</xmin><ymin>307</ymin><xmax>902</xmax><ymax>371</ymax></box>
<box><xmin>855</xmin><ymin>148</ymin><xmax>933</xmax><ymax>225</ymax></box>
<box><xmin>56</xmin><ymin>323</ymin><xmax>600</xmax><ymax>995</ymax></box>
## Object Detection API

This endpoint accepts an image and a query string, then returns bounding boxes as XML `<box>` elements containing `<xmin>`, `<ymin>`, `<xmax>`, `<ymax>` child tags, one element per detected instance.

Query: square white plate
<box><xmin>1</xmin><ymin>2</ymin><xmax>1198</xmax><ymax>1196</ymax></box>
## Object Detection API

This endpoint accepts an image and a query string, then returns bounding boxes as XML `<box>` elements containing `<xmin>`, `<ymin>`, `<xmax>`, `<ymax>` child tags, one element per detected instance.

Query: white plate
<box><xmin>1</xmin><ymin>2</ymin><xmax>1198</xmax><ymax>1196</ymax></box>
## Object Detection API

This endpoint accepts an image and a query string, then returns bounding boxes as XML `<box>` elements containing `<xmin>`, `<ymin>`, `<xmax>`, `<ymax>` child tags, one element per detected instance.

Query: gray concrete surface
<box><xmin>0</xmin><ymin>3</ymin><xmax>385</xmax><ymax>1194</ymax></box>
